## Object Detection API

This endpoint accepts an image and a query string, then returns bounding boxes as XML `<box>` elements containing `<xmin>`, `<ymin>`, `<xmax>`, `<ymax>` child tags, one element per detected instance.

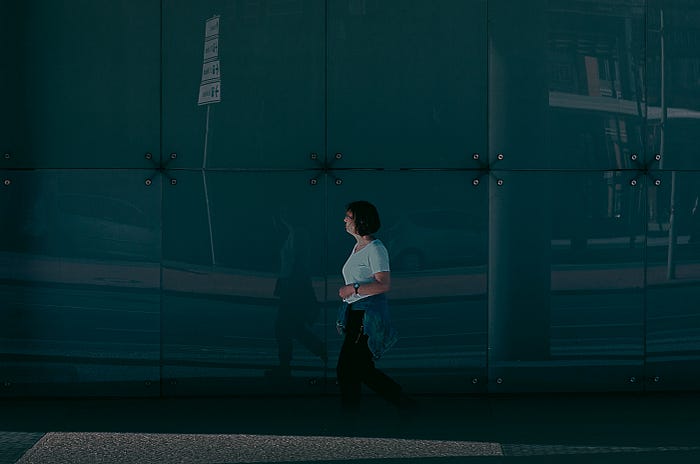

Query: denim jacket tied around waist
<box><xmin>336</xmin><ymin>293</ymin><xmax>398</xmax><ymax>360</ymax></box>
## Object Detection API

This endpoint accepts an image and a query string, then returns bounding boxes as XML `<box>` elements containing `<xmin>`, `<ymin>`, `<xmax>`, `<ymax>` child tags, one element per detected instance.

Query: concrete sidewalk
<box><xmin>1</xmin><ymin>393</ymin><xmax>700</xmax><ymax>463</ymax></box>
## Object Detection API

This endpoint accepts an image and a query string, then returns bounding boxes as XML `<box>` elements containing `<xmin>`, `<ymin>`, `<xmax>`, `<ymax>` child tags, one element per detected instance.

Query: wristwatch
<box><xmin>353</xmin><ymin>283</ymin><xmax>360</xmax><ymax>295</ymax></box>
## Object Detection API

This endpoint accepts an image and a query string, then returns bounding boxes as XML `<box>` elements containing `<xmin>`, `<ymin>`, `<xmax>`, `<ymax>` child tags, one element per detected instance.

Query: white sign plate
<box><xmin>198</xmin><ymin>81</ymin><xmax>221</xmax><ymax>105</ymax></box>
<box><xmin>201</xmin><ymin>60</ymin><xmax>221</xmax><ymax>82</ymax></box>
<box><xmin>203</xmin><ymin>38</ymin><xmax>219</xmax><ymax>61</ymax></box>
<box><xmin>205</xmin><ymin>16</ymin><xmax>219</xmax><ymax>38</ymax></box>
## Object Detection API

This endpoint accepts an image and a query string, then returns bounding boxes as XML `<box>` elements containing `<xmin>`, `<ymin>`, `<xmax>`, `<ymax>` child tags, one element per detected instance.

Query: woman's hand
<box><xmin>338</xmin><ymin>284</ymin><xmax>354</xmax><ymax>300</ymax></box>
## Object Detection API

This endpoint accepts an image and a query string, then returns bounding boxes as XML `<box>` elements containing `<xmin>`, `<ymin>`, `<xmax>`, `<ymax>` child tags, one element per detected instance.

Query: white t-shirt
<box><xmin>342</xmin><ymin>239</ymin><xmax>390</xmax><ymax>304</ymax></box>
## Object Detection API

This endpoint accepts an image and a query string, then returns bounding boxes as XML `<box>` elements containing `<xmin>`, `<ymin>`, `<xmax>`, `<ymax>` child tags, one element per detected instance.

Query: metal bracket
<box><xmin>629</xmin><ymin>153</ymin><xmax>662</xmax><ymax>187</ymax></box>
<box><xmin>309</xmin><ymin>152</ymin><xmax>343</xmax><ymax>186</ymax></box>
<box><xmin>145</xmin><ymin>152</ymin><xmax>178</xmax><ymax>186</ymax></box>
<box><xmin>471</xmin><ymin>153</ymin><xmax>505</xmax><ymax>187</ymax></box>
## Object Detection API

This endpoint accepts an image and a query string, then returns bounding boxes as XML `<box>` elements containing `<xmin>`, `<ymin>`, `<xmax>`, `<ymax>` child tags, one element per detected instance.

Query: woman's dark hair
<box><xmin>346</xmin><ymin>200</ymin><xmax>381</xmax><ymax>236</ymax></box>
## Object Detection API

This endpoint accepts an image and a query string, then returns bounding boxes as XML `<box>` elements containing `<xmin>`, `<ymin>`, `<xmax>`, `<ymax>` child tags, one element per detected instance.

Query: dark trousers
<box><xmin>336</xmin><ymin>308</ymin><xmax>402</xmax><ymax>410</ymax></box>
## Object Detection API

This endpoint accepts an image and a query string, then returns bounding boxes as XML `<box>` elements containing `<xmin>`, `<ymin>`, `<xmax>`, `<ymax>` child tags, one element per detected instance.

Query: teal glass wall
<box><xmin>0</xmin><ymin>170</ymin><xmax>161</xmax><ymax>396</ymax></box>
<box><xmin>3</xmin><ymin>0</ymin><xmax>700</xmax><ymax>396</ymax></box>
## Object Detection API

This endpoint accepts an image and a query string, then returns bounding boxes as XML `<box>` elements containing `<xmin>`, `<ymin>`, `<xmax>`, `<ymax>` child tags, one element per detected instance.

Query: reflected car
<box><xmin>384</xmin><ymin>209</ymin><xmax>487</xmax><ymax>271</ymax></box>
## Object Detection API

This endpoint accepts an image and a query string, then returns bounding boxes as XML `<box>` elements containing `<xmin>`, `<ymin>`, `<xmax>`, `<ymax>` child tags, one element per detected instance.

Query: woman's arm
<box><xmin>338</xmin><ymin>271</ymin><xmax>391</xmax><ymax>299</ymax></box>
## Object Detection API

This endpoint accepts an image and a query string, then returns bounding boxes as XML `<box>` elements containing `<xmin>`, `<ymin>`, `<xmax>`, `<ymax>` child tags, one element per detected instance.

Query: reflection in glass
<box><xmin>647</xmin><ymin>1</ymin><xmax>700</xmax><ymax>170</ymax></box>
<box><xmin>267</xmin><ymin>208</ymin><xmax>327</xmax><ymax>378</ymax></box>
<box><xmin>161</xmin><ymin>172</ymin><xmax>326</xmax><ymax>395</ymax></box>
<box><xmin>0</xmin><ymin>171</ymin><xmax>161</xmax><ymax>396</ymax></box>
<box><xmin>491</xmin><ymin>0</ymin><xmax>645</xmax><ymax>169</ymax></box>
<box><xmin>326</xmin><ymin>172</ymin><xmax>488</xmax><ymax>393</ymax></box>
<box><xmin>646</xmin><ymin>171</ymin><xmax>700</xmax><ymax>389</ymax></box>
<box><xmin>163</xmin><ymin>1</ymin><xmax>324</xmax><ymax>169</ymax></box>
<box><xmin>488</xmin><ymin>171</ymin><xmax>646</xmax><ymax>391</ymax></box>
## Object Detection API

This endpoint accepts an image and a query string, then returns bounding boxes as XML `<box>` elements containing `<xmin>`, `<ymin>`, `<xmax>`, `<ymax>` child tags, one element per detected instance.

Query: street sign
<box><xmin>198</xmin><ymin>16</ymin><xmax>221</xmax><ymax>106</ymax></box>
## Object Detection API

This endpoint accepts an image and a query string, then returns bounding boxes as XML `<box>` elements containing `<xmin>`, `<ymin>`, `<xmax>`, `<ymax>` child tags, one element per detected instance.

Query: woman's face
<box><xmin>344</xmin><ymin>210</ymin><xmax>357</xmax><ymax>236</ymax></box>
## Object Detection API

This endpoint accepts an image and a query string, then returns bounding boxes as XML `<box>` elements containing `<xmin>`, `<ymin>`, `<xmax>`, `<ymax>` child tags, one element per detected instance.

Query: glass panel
<box><xmin>326</xmin><ymin>171</ymin><xmax>488</xmax><ymax>394</ymax></box>
<box><xmin>647</xmin><ymin>1</ymin><xmax>700</xmax><ymax>170</ymax></box>
<box><xmin>161</xmin><ymin>171</ymin><xmax>326</xmax><ymax>395</ymax></box>
<box><xmin>4</xmin><ymin>0</ymin><xmax>160</xmax><ymax>169</ymax></box>
<box><xmin>327</xmin><ymin>0</ymin><xmax>487</xmax><ymax>169</ymax></box>
<box><xmin>488</xmin><ymin>171</ymin><xmax>646</xmax><ymax>392</ymax></box>
<box><xmin>0</xmin><ymin>170</ymin><xmax>161</xmax><ymax>396</ymax></box>
<box><xmin>0</xmin><ymin>3</ymin><xmax>21</xmax><ymax>161</ymax></box>
<box><xmin>489</xmin><ymin>0</ymin><xmax>645</xmax><ymax>170</ymax></box>
<box><xmin>646</xmin><ymin>171</ymin><xmax>700</xmax><ymax>390</ymax></box>
<box><xmin>162</xmin><ymin>0</ymin><xmax>324</xmax><ymax>169</ymax></box>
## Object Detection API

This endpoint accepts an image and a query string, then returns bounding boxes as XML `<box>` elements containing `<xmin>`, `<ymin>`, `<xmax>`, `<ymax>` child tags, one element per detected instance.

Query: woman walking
<box><xmin>336</xmin><ymin>200</ymin><xmax>414</xmax><ymax>411</ymax></box>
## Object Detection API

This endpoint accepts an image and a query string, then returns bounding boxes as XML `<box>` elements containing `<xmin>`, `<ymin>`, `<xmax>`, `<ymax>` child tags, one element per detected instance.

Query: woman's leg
<box><xmin>337</xmin><ymin>335</ymin><xmax>362</xmax><ymax>410</ymax></box>
<box><xmin>357</xmin><ymin>335</ymin><xmax>403</xmax><ymax>406</ymax></box>
<box><xmin>336</xmin><ymin>309</ymin><xmax>365</xmax><ymax>410</ymax></box>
